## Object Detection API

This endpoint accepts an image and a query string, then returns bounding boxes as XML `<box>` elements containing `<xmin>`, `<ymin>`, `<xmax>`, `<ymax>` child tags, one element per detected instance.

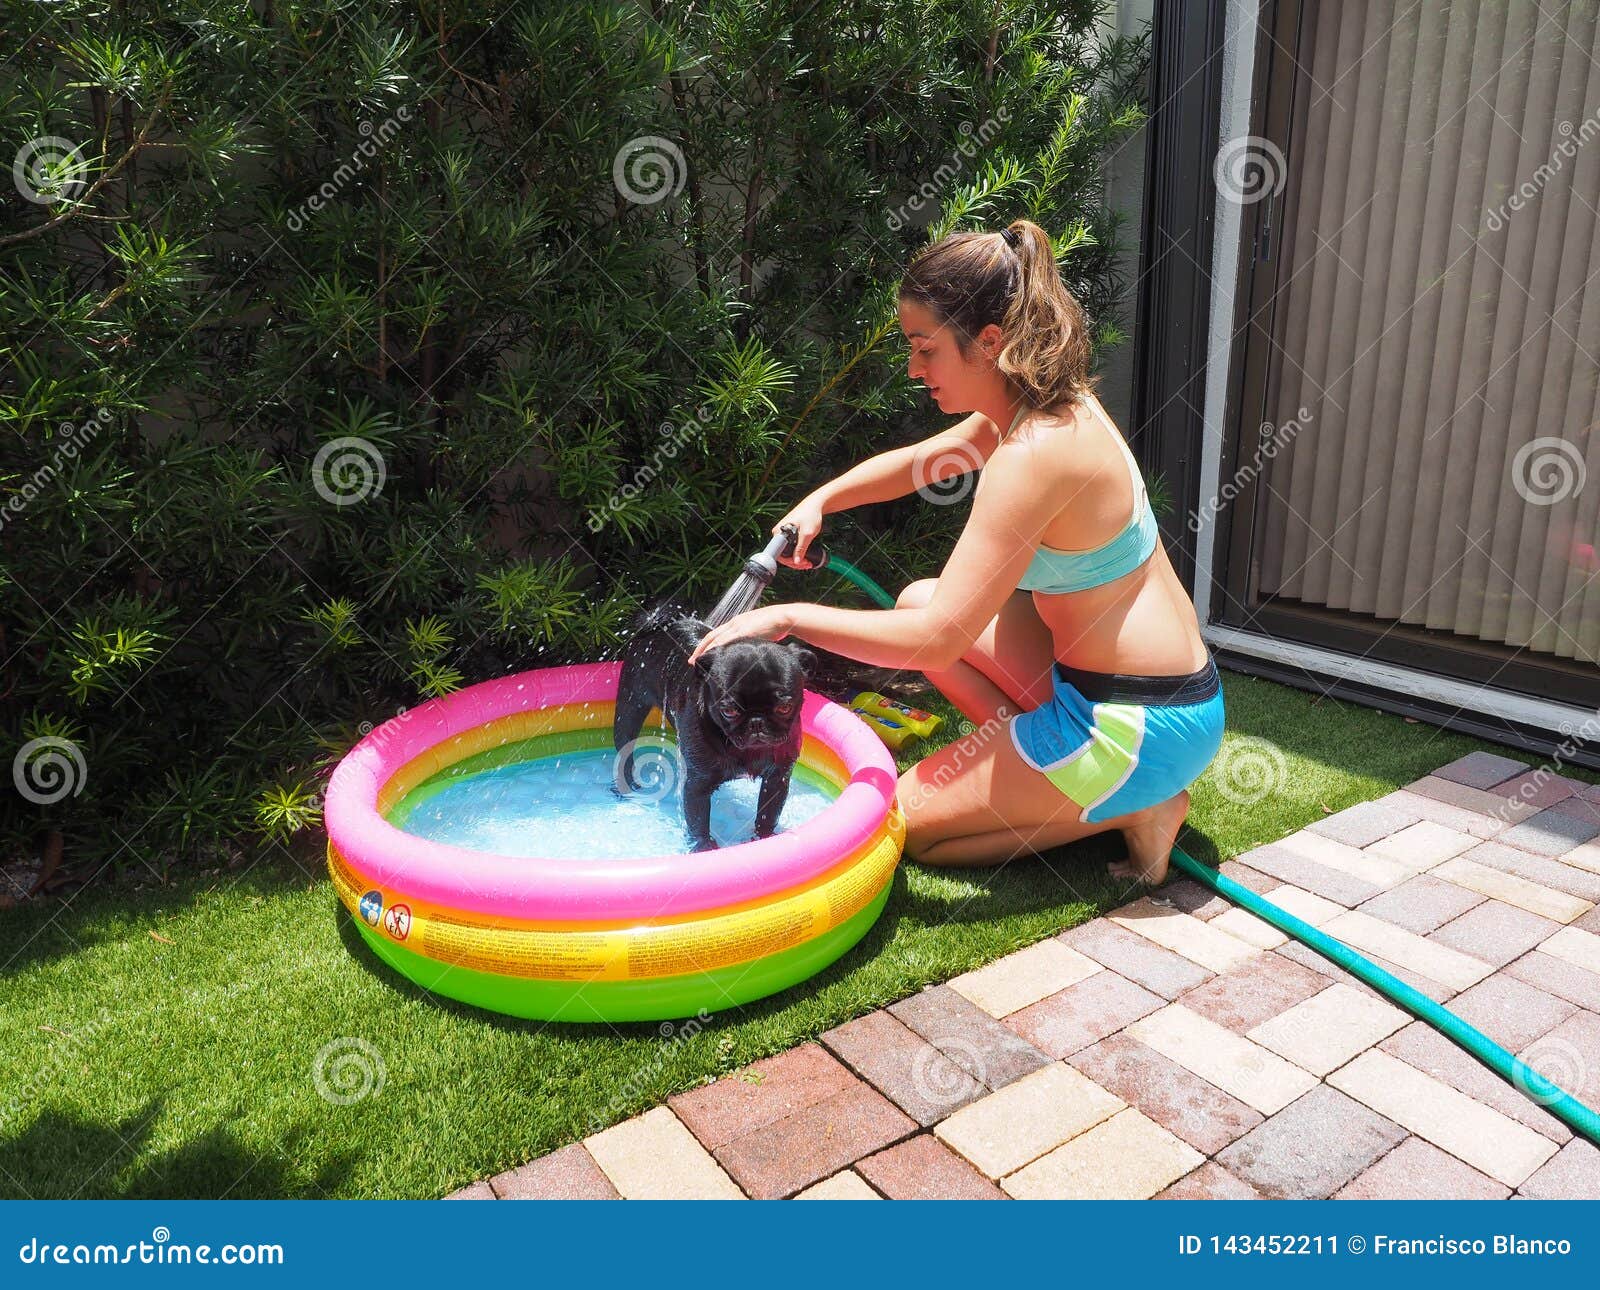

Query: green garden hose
<box><xmin>1169</xmin><ymin>846</ymin><xmax>1600</xmax><ymax>1147</ymax></box>
<box><xmin>815</xmin><ymin>543</ymin><xmax>1600</xmax><ymax>1145</ymax></box>
<box><xmin>769</xmin><ymin>524</ymin><xmax>897</xmax><ymax>607</ymax></box>
<box><xmin>815</xmin><ymin>551</ymin><xmax>896</xmax><ymax>608</ymax></box>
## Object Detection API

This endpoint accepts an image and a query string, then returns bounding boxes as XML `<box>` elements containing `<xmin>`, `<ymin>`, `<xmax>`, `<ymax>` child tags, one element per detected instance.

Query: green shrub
<box><xmin>0</xmin><ymin>0</ymin><xmax>1148</xmax><ymax>878</ymax></box>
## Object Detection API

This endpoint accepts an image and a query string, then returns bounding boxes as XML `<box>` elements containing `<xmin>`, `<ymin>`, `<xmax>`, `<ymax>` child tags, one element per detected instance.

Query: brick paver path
<box><xmin>448</xmin><ymin>752</ymin><xmax>1600</xmax><ymax>1199</ymax></box>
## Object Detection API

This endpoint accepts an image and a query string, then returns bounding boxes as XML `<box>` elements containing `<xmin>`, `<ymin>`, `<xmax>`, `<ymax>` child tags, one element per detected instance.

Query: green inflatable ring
<box><xmin>346</xmin><ymin>881</ymin><xmax>893</xmax><ymax>1023</ymax></box>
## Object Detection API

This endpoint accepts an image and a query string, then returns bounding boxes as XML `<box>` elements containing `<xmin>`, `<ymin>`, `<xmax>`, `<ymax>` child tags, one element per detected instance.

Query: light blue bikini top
<box><xmin>1002</xmin><ymin>400</ymin><xmax>1161</xmax><ymax>595</ymax></box>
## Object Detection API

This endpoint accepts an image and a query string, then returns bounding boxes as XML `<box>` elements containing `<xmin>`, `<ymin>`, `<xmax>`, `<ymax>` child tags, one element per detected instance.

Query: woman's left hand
<box><xmin>687</xmin><ymin>603</ymin><xmax>799</xmax><ymax>665</ymax></box>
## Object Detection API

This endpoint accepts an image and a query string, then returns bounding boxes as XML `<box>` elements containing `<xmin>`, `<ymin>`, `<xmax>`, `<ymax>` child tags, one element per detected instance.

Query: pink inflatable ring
<box><xmin>324</xmin><ymin>662</ymin><xmax>905</xmax><ymax>1021</ymax></box>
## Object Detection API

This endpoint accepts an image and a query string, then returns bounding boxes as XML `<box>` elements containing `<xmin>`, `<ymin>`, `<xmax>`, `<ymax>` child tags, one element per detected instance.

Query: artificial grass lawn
<box><xmin>2</xmin><ymin>670</ymin><xmax>1592</xmax><ymax>1199</ymax></box>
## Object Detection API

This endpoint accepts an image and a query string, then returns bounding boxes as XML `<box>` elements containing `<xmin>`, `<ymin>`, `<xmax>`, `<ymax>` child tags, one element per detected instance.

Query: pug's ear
<box><xmin>789</xmin><ymin>645</ymin><xmax>817</xmax><ymax>677</ymax></box>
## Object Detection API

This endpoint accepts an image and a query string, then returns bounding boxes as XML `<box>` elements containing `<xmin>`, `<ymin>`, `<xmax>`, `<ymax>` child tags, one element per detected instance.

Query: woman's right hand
<box><xmin>773</xmin><ymin>497</ymin><xmax>826</xmax><ymax>568</ymax></box>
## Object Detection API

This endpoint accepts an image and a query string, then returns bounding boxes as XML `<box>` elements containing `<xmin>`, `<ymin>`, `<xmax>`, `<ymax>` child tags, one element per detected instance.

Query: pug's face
<box><xmin>696</xmin><ymin>640</ymin><xmax>813</xmax><ymax>752</ymax></box>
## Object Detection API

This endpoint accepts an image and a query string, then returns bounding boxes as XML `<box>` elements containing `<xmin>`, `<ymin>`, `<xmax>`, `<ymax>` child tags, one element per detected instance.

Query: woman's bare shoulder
<box><xmin>993</xmin><ymin>398</ymin><xmax>1098</xmax><ymax>475</ymax></box>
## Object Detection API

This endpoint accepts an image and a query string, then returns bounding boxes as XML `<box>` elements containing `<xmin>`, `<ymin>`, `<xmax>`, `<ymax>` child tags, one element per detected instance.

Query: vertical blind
<box><xmin>1257</xmin><ymin>0</ymin><xmax>1600</xmax><ymax>667</ymax></box>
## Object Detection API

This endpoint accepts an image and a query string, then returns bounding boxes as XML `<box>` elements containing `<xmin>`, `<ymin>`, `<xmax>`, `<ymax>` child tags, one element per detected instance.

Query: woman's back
<box><xmin>980</xmin><ymin>397</ymin><xmax>1209</xmax><ymax>676</ymax></box>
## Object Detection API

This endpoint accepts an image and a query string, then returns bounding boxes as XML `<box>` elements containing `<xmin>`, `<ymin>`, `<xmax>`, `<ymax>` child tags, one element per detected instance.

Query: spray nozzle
<box><xmin>778</xmin><ymin>522</ymin><xmax>828</xmax><ymax>572</ymax></box>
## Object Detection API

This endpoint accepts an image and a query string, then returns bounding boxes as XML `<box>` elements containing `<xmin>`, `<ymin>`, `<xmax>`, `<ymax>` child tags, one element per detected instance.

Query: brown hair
<box><xmin>898</xmin><ymin>218</ymin><xmax>1098</xmax><ymax>422</ymax></box>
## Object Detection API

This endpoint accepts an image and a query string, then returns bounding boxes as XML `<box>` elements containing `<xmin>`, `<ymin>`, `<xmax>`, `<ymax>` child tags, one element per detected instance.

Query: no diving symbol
<box><xmin>383</xmin><ymin>903</ymin><xmax>412</xmax><ymax>941</ymax></box>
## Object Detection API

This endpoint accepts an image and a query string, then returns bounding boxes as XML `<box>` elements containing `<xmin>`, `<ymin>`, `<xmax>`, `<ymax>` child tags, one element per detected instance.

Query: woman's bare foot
<box><xmin>1107</xmin><ymin>789</ymin><xmax>1190</xmax><ymax>886</ymax></box>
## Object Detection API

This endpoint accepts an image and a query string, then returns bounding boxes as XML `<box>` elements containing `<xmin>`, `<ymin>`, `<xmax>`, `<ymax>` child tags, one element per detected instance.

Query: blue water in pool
<box><xmin>393</xmin><ymin>747</ymin><xmax>838</xmax><ymax>859</ymax></box>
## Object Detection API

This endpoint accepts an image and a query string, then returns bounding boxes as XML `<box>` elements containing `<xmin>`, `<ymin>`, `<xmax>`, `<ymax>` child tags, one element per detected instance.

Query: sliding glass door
<box><xmin>1218</xmin><ymin>0</ymin><xmax>1600</xmax><ymax>707</ymax></box>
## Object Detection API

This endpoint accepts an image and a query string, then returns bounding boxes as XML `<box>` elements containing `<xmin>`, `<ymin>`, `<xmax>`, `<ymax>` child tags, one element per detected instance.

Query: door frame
<box><xmin>1130</xmin><ymin>0</ymin><xmax>1230</xmax><ymax>593</ymax></box>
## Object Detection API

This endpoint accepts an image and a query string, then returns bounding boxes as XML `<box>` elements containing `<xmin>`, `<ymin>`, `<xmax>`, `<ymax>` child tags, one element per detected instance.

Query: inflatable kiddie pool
<box><xmin>323</xmin><ymin>662</ymin><xmax>904</xmax><ymax>1022</ymax></box>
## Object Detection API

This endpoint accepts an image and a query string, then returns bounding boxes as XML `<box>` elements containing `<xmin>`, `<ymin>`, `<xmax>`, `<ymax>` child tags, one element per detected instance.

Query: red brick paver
<box><xmin>1517</xmin><ymin>1140</ymin><xmax>1600</xmax><ymax>1198</ymax></box>
<box><xmin>819</xmin><ymin>1008</ymin><xmax>985</xmax><ymax>1126</ymax></box>
<box><xmin>1445</xmin><ymin>974</ymin><xmax>1578</xmax><ymax>1052</ymax></box>
<box><xmin>489</xmin><ymin>1143</ymin><xmax>618</xmax><ymax>1199</ymax></box>
<box><xmin>1334</xmin><ymin>1137</ymin><xmax>1510</xmax><ymax>1199</ymax></box>
<box><xmin>886</xmin><ymin>984</ymin><xmax>1054</xmax><ymax>1089</ymax></box>
<box><xmin>1068</xmin><ymin>1032</ymin><xmax>1264</xmax><ymax>1155</ymax></box>
<box><xmin>666</xmin><ymin>1042</ymin><xmax>855</xmax><ymax>1151</ymax></box>
<box><xmin>1177</xmin><ymin>951</ymin><xmax>1329</xmax><ymax>1033</ymax></box>
<box><xmin>712</xmin><ymin>1081</ymin><xmax>916</xmax><ymax>1199</ymax></box>
<box><xmin>855</xmin><ymin>1134</ymin><xmax>1006</xmax><ymax>1200</ymax></box>
<box><xmin>1356</xmin><ymin>874</ymin><xmax>1485</xmax><ymax>934</ymax></box>
<box><xmin>1156</xmin><ymin>1161</ymin><xmax>1264</xmax><ymax>1199</ymax></box>
<box><xmin>445</xmin><ymin>1180</ymin><xmax>495</xmax><ymax>1199</ymax></box>
<box><xmin>1003</xmin><ymin>970</ymin><xmax>1166</xmax><ymax>1059</ymax></box>
<box><xmin>1059</xmin><ymin>917</ymin><xmax>1215</xmax><ymax>998</ymax></box>
<box><xmin>1429</xmin><ymin>899</ymin><xmax>1563</xmax><ymax>966</ymax></box>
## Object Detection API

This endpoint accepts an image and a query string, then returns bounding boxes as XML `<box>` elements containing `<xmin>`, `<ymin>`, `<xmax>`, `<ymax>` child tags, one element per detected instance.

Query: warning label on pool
<box><xmin>383</xmin><ymin>903</ymin><xmax>412</xmax><ymax>941</ymax></box>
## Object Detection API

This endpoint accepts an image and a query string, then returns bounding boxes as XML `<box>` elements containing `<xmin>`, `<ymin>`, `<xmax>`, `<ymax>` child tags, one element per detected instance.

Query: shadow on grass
<box><xmin>1172</xmin><ymin>822</ymin><xmax>1224</xmax><ymax>868</ymax></box>
<box><xmin>0</xmin><ymin>1099</ymin><xmax>354</xmax><ymax>1200</ymax></box>
<box><xmin>0</xmin><ymin>845</ymin><xmax>324</xmax><ymax>982</ymax></box>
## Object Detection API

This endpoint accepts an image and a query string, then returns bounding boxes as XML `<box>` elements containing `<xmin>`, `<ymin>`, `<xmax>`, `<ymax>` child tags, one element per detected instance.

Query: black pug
<box><xmin>612</xmin><ymin>600</ymin><xmax>815</xmax><ymax>853</ymax></box>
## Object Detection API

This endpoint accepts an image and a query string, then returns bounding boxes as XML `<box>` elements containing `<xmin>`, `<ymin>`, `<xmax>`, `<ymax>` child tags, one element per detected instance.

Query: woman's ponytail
<box><xmin>898</xmin><ymin>217</ymin><xmax>1099</xmax><ymax>420</ymax></box>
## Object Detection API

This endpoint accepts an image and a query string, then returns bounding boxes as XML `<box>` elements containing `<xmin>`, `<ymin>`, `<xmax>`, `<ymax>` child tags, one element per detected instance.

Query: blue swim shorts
<box><xmin>1008</xmin><ymin>654</ymin><xmax>1226</xmax><ymax>823</ymax></box>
